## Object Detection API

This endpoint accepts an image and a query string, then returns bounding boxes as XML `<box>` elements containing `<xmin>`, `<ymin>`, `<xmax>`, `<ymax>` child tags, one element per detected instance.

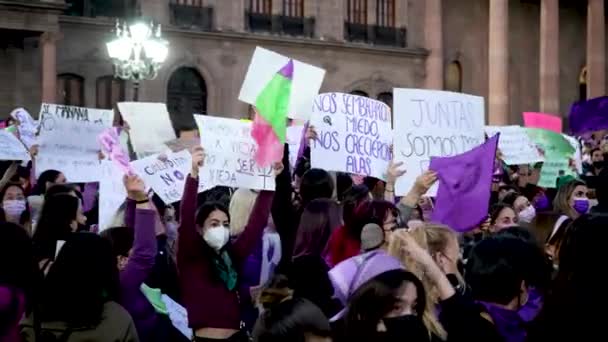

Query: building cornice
<box><xmin>0</xmin><ymin>0</ymin><xmax>66</xmax><ymax>12</ymax></box>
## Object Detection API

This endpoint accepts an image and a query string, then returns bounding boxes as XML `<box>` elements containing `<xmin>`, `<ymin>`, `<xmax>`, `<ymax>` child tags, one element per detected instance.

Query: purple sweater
<box><xmin>177</xmin><ymin>175</ymin><xmax>273</xmax><ymax>330</ymax></box>
<box><xmin>121</xmin><ymin>202</ymin><xmax>159</xmax><ymax>341</ymax></box>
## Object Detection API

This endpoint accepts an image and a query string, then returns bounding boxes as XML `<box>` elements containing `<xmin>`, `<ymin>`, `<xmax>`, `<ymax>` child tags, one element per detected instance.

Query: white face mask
<box><xmin>203</xmin><ymin>226</ymin><xmax>230</xmax><ymax>251</ymax></box>
<box><xmin>2</xmin><ymin>199</ymin><xmax>26</xmax><ymax>218</ymax></box>
<box><xmin>518</xmin><ymin>205</ymin><xmax>536</xmax><ymax>224</ymax></box>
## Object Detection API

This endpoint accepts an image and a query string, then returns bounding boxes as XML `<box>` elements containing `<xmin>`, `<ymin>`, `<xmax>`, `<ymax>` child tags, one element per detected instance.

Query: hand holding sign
<box><xmin>191</xmin><ymin>146</ymin><xmax>206</xmax><ymax>178</ymax></box>
<box><xmin>124</xmin><ymin>174</ymin><xmax>147</xmax><ymax>201</ymax></box>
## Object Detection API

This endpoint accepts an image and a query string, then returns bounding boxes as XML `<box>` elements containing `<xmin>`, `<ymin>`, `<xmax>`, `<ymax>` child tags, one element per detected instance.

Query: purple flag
<box><xmin>568</xmin><ymin>96</ymin><xmax>608</xmax><ymax>135</ymax></box>
<box><xmin>430</xmin><ymin>134</ymin><xmax>499</xmax><ymax>232</ymax></box>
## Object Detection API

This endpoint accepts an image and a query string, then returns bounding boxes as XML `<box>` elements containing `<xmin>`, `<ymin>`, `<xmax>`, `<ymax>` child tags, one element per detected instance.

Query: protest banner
<box><xmin>523</xmin><ymin>112</ymin><xmax>562</xmax><ymax>133</ymax></box>
<box><xmin>99</xmin><ymin>160</ymin><xmax>127</xmax><ymax>231</ymax></box>
<box><xmin>9</xmin><ymin>107</ymin><xmax>37</xmax><ymax>148</ymax></box>
<box><xmin>287</xmin><ymin>125</ymin><xmax>304</xmax><ymax>170</ymax></box>
<box><xmin>195</xmin><ymin>115</ymin><xmax>275</xmax><ymax>190</ymax></box>
<box><xmin>131</xmin><ymin>150</ymin><xmax>193</xmax><ymax>204</ymax></box>
<box><xmin>393</xmin><ymin>89</ymin><xmax>485</xmax><ymax>195</ymax></box>
<box><xmin>117</xmin><ymin>102</ymin><xmax>176</xmax><ymax>157</ymax></box>
<box><xmin>98</xmin><ymin>127</ymin><xmax>134</xmax><ymax>176</ymax></box>
<box><xmin>0</xmin><ymin>130</ymin><xmax>30</xmax><ymax>161</ymax></box>
<box><xmin>525</xmin><ymin>128</ymin><xmax>577</xmax><ymax>188</ymax></box>
<box><xmin>36</xmin><ymin>103</ymin><xmax>114</xmax><ymax>182</ymax></box>
<box><xmin>484</xmin><ymin>126</ymin><xmax>544</xmax><ymax>165</ymax></box>
<box><xmin>310</xmin><ymin>92</ymin><xmax>392</xmax><ymax>180</ymax></box>
<box><xmin>238</xmin><ymin>46</ymin><xmax>326</xmax><ymax>121</ymax></box>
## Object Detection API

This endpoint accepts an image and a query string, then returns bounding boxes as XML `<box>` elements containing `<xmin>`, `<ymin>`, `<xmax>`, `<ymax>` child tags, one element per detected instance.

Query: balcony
<box><xmin>245</xmin><ymin>12</ymin><xmax>315</xmax><ymax>38</ymax></box>
<box><xmin>170</xmin><ymin>3</ymin><xmax>214</xmax><ymax>31</ymax></box>
<box><xmin>344</xmin><ymin>22</ymin><xmax>407</xmax><ymax>47</ymax></box>
<box><xmin>64</xmin><ymin>0</ymin><xmax>137</xmax><ymax>18</ymax></box>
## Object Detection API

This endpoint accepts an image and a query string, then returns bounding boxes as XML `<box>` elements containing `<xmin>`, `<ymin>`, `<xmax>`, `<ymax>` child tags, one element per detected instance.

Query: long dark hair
<box><xmin>36</xmin><ymin>232</ymin><xmax>119</xmax><ymax>327</ymax></box>
<box><xmin>344</xmin><ymin>269</ymin><xmax>426</xmax><ymax>341</ymax></box>
<box><xmin>341</xmin><ymin>184</ymin><xmax>370</xmax><ymax>228</ymax></box>
<box><xmin>0</xmin><ymin>183</ymin><xmax>31</xmax><ymax>226</ymax></box>
<box><xmin>299</xmin><ymin>169</ymin><xmax>334</xmax><ymax>208</ymax></box>
<box><xmin>293</xmin><ymin>198</ymin><xmax>342</xmax><ymax>259</ymax></box>
<box><xmin>31</xmin><ymin>170</ymin><xmax>62</xmax><ymax>196</ymax></box>
<box><xmin>32</xmin><ymin>194</ymin><xmax>79</xmax><ymax>263</ymax></box>
<box><xmin>0</xmin><ymin>222</ymin><xmax>39</xmax><ymax>336</ymax></box>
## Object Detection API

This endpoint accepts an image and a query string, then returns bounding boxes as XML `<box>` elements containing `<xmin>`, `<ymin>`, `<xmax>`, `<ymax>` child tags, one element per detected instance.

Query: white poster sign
<box><xmin>10</xmin><ymin>107</ymin><xmax>37</xmax><ymax>149</ymax></box>
<box><xmin>117</xmin><ymin>102</ymin><xmax>176</xmax><ymax>156</ymax></box>
<box><xmin>131</xmin><ymin>150</ymin><xmax>192</xmax><ymax>204</ymax></box>
<box><xmin>195</xmin><ymin>115</ymin><xmax>275</xmax><ymax>190</ymax></box>
<box><xmin>393</xmin><ymin>89</ymin><xmax>485</xmax><ymax>195</ymax></box>
<box><xmin>287</xmin><ymin>125</ymin><xmax>304</xmax><ymax>169</ymax></box>
<box><xmin>310</xmin><ymin>93</ymin><xmax>392</xmax><ymax>180</ymax></box>
<box><xmin>238</xmin><ymin>46</ymin><xmax>326</xmax><ymax>121</ymax></box>
<box><xmin>36</xmin><ymin>103</ymin><xmax>114</xmax><ymax>182</ymax></box>
<box><xmin>563</xmin><ymin>134</ymin><xmax>583</xmax><ymax>174</ymax></box>
<box><xmin>0</xmin><ymin>130</ymin><xmax>30</xmax><ymax>161</ymax></box>
<box><xmin>484</xmin><ymin>126</ymin><xmax>544</xmax><ymax>165</ymax></box>
<box><xmin>99</xmin><ymin>160</ymin><xmax>127</xmax><ymax>231</ymax></box>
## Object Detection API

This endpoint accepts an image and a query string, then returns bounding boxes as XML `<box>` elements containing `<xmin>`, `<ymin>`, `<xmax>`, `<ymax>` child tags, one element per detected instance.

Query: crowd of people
<box><xmin>0</xmin><ymin>119</ymin><xmax>607</xmax><ymax>342</ymax></box>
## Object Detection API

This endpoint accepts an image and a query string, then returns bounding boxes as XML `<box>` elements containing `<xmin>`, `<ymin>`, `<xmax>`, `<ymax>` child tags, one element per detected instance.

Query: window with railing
<box><xmin>246</xmin><ymin>0</ymin><xmax>314</xmax><ymax>37</ymax></box>
<box><xmin>345</xmin><ymin>0</ymin><xmax>368</xmax><ymax>42</ymax></box>
<box><xmin>376</xmin><ymin>0</ymin><xmax>394</xmax><ymax>27</ymax></box>
<box><xmin>96</xmin><ymin>76</ymin><xmax>125</xmax><ymax>109</ymax></box>
<box><xmin>247</xmin><ymin>0</ymin><xmax>273</xmax><ymax>32</ymax></box>
<box><xmin>280</xmin><ymin>0</ymin><xmax>313</xmax><ymax>36</ymax></box>
<box><xmin>344</xmin><ymin>0</ymin><xmax>405</xmax><ymax>47</ymax></box>
<box><xmin>57</xmin><ymin>74</ymin><xmax>85</xmax><ymax>107</ymax></box>
<box><xmin>65</xmin><ymin>0</ymin><xmax>137</xmax><ymax>18</ymax></box>
<box><xmin>283</xmin><ymin>0</ymin><xmax>303</xmax><ymax>17</ymax></box>
<box><xmin>169</xmin><ymin>0</ymin><xmax>213</xmax><ymax>31</ymax></box>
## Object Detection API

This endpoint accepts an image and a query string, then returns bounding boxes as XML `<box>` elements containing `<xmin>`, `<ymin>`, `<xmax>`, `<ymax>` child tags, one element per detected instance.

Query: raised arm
<box><xmin>384</xmin><ymin>161</ymin><xmax>406</xmax><ymax>202</ymax></box>
<box><xmin>177</xmin><ymin>147</ymin><xmax>204</xmax><ymax>260</ymax></box>
<box><xmin>0</xmin><ymin>162</ymin><xmax>18</xmax><ymax>190</ymax></box>
<box><xmin>397</xmin><ymin>171</ymin><xmax>437</xmax><ymax>222</ymax></box>
<box><xmin>271</xmin><ymin>144</ymin><xmax>295</xmax><ymax>236</ymax></box>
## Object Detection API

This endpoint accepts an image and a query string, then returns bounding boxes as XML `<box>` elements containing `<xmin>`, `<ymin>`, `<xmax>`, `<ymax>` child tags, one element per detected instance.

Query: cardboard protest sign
<box><xmin>99</xmin><ymin>160</ymin><xmax>127</xmax><ymax>231</ymax></box>
<box><xmin>238</xmin><ymin>46</ymin><xmax>326</xmax><ymax>121</ymax></box>
<box><xmin>525</xmin><ymin>128</ymin><xmax>577</xmax><ymax>188</ymax></box>
<box><xmin>117</xmin><ymin>102</ymin><xmax>176</xmax><ymax>157</ymax></box>
<box><xmin>195</xmin><ymin>115</ymin><xmax>275</xmax><ymax>190</ymax></box>
<box><xmin>484</xmin><ymin>126</ymin><xmax>544</xmax><ymax>165</ymax></box>
<box><xmin>393</xmin><ymin>89</ymin><xmax>485</xmax><ymax>196</ymax></box>
<box><xmin>310</xmin><ymin>93</ymin><xmax>392</xmax><ymax>180</ymax></box>
<box><xmin>523</xmin><ymin>112</ymin><xmax>562</xmax><ymax>133</ymax></box>
<box><xmin>286</xmin><ymin>125</ymin><xmax>304</xmax><ymax>170</ymax></box>
<box><xmin>36</xmin><ymin>103</ymin><xmax>114</xmax><ymax>182</ymax></box>
<box><xmin>9</xmin><ymin>107</ymin><xmax>37</xmax><ymax>148</ymax></box>
<box><xmin>0</xmin><ymin>130</ymin><xmax>31</xmax><ymax>161</ymax></box>
<box><xmin>98</xmin><ymin>127</ymin><xmax>134</xmax><ymax>175</ymax></box>
<box><xmin>131</xmin><ymin>150</ymin><xmax>192</xmax><ymax>204</ymax></box>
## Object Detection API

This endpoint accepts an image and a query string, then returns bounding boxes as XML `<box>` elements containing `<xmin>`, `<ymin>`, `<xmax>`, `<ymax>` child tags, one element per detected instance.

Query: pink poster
<box><xmin>523</xmin><ymin>112</ymin><xmax>562</xmax><ymax>133</ymax></box>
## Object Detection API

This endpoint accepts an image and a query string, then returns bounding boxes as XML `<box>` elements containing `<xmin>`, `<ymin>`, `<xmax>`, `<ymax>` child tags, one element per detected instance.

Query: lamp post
<box><xmin>106</xmin><ymin>20</ymin><xmax>169</xmax><ymax>101</ymax></box>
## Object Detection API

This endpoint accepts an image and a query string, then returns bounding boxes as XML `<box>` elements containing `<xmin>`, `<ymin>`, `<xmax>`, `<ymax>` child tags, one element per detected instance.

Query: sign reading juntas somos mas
<box><xmin>393</xmin><ymin>89</ymin><xmax>485</xmax><ymax>196</ymax></box>
<box><xmin>36</xmin><ymin>103</ymin><xmax>114</xmax><ymax>183</ymax></box>
<box><xmin>310</xmin><ymin>92</ymin><xmax>392</xmax><ymax>180</ymax></box>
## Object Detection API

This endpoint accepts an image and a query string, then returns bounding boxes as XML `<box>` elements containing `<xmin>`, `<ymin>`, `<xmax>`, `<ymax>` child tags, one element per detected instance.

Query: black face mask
<box><xmin>593</xmin><ymin>161</ymin><xmax>605</xmax><ymax>169</ymax></box>
<box><xmin>379</xmin><ymin>315</ymin><xmax>429</xmax><ymax>342</ymax></box>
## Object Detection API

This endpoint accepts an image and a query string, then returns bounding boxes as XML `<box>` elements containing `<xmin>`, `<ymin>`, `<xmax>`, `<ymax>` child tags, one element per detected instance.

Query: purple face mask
<box><xmin>533</xmin><ymin>194</ymin><xmax>550</xmax><ymax>211</ymax></box>
<box><xmin>573</xmin><ymin>198</ymin><xmax>589</xmax><ymax>215</ymax></box>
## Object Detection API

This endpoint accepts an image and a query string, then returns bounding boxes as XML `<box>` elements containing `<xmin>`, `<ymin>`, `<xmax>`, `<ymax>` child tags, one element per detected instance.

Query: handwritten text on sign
<box><xmin>131</xmin><ymin>150</ymin><xmax>192</xmax><ymax>204</ymax></box>
<box><xmin>484</xmin><ymin>126</ymin><xmax>544</xmax><ymax>165</ymax></box>
<box><xmin>393</xmin><ymin>89</ymin><xmax>485</xmax><ymax>196</ymax></box>
<box><xmin>310</xmin><ymin>93</ymin><xmax>392</xmax><ymax>179</ymax></box>
<box><xmin>195</xmin><ymin>115</ymin><xmax>275</xmax><ymax>191</ymax></box>
<box><xmin>0</xmin><ymin>130</ymin><xmax>31</xmax><ymax>161</ymax></box>
<box><xmin>36</xmin><ymin>103</ymin><xmax>114</xmax><ymax>182</ymax></box>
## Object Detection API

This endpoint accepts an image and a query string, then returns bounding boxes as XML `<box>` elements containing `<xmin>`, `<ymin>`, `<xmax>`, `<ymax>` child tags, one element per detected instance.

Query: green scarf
<box><xmin>212</xmin><ymin>250</ymin><xmax>238</xmax><ymax>291</ymax></box>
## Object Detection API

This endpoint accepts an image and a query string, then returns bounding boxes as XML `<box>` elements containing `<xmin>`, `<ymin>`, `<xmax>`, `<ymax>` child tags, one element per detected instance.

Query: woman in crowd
<box><xmin>253</xmin><ymin>275</ymin><xmax>331</xmax><ymax>342</ymax></box>
<box><xmin>488</xmin><ymin>203</ymin><xmax>518</xmax><ymax>233</ymax></box>
<box><xmin>229</xmin><ymin>188</ymin><xmax>281</xmax><ymax>331</ymax></box>
<box><xmin>292</xmin><ymin>198</ymin><xmax>342</xmax><ymax>260</ymax></box>
<box><xmin>28</xmin><ymin>169</ymin><xmax>66</xmax><ymax>221</ymax></box>
<box><xmin>32</xmin><ymin>193</ymin><xmax>81</xmax><ymax>272</ymax></box>
<box><xmin>0</xmin><ymin>222</ymin><xmax>38</xmax><ymax>341</ymax></box>
<box><xmin>326</xmin><ymin>200</ymin><xmax>399</xmax><ymax>267</ymax></box>
<box><xmin>20</xmin><ymin>232</ymin><xmax>139</xmax><ymax>341</ymax></box>
<box><xmin>502</xmin><ymin>192</ymin><xmax>536</xmax><ymax>225</ymax></box>
<box><xmin>0</xmin><ymin>183</ymin><xmax>31</xmax><ymax>233</ymax></box>
<box><xmin>177</xmin><ymin>146</ymin><xmax>280</xmax><ymax>341</ymax></box>
<box><xmin>547</xmin><ymin>179</ymin><xmax>588</xmax><ymax>249</ymax></box>
<box><xmin>340</xmin><ymin>184</ymin><xmax>370</xmax><ymax>228</ymax></box>
<box><xmin>528</xmin><ymin>214</ymin><xmax>607</xmax><ymax>341</ymax></box>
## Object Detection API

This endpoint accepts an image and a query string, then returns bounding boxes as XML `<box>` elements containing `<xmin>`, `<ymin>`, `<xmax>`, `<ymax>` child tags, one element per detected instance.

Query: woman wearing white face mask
<box><xmin>177</xmin><ymin>146</ymin><xmax>283</xmax><ymax>342</ymax></box>
<box><xmin>0</xmin><ymin>183</ymin><xmax>31</xmax><ymax>233</ymax></box>
<box><xmin>502</xmin><ymin>192</ymin><xmax>536</xmax><ymax>224</ymax></box>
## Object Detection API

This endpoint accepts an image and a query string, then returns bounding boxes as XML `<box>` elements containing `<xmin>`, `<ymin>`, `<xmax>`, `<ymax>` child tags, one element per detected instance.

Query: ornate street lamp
<box><xmin>106</xmin><ymin>20</ymin><xmax>169</xmax><ymax>101</ymax></box>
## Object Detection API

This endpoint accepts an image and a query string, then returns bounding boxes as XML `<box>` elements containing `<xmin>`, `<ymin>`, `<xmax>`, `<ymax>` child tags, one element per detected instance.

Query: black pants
<box><xmin>193</xmin><ymin>330</ymin><xmax>249</xmax><ymax>342</ymax></box>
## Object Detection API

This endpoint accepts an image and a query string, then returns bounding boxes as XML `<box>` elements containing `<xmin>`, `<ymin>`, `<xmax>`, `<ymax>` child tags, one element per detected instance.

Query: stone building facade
<box><xmin>0</xmin><ymin>0</ymin><xmax>604</xmax><ymax>130</ymax></box>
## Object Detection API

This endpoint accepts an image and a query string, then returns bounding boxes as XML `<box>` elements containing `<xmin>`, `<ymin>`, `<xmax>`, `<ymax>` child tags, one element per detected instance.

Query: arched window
<box><xmin>376</xmin><ymin>0</ymin><xmax>395</xmax><ymax>27</ymax></box>
<box><xmin>579</xmin><ymin>66</ymin><xmax>587</xmax><ymax>101</ymax></box>
<box><xmin>377</xmin><ymin>91</ymin><xmax>393</xmax><ymax>110</ymax></box>
<box><xmin>56</xmin><ymin>73</ymin><xmax>84</xmax><ymax>107</ymax></box>
<box><xmin>351</xmin><ymin>90</ymin><xmax>369</xmax><ymax>97</ymax></box>
<box><xmin>96</xmin><ymin>76</ymin><xmax>125</xmax><ymax>109</ymax></box>
<box><xmin>167</xmin><ymin>67</ymin><xmax>207</xmax><ymax>133</ymax></box>
<box><xmin>445</xmin><ymin>61</ymin><xmax>463</xmax><ymax>93</ymax></box>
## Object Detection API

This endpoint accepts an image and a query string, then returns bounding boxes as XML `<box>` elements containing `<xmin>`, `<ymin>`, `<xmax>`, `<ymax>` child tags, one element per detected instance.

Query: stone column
<box><xmin>424</xmin><ymin>0</ymin><xmax>443</xmax><ymax>90</ymax></box>
<box><xmin>539</xmin><ymin>0</ymin><xmax>560</xmax><ymax>113</ymax></box>
<box><xmin>488</xmin><ymin>0</ymin><xmax>509</xmax><ymax>125</ymax></box>
<box><xmin>587</xmin><ymin>0</ymin><xmax>606</xmax><ymax>99</ymax></box>
<box><xmin>40</xmin><ymin>32</ymin><xmax>57</xmax><ymax>104</ymax></box>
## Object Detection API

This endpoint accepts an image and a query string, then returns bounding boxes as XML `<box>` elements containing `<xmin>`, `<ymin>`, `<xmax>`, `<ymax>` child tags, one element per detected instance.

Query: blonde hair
<box><xmin>388</xmin><ymin>226</ymin><xmax>449</xmax><ymax>340</ymax></box>
<box><xmin>229</xmin><ymin>188</ymin><xmax>258</xmax><ymax>236</ymax></box>
<box><xmin>553</xmin><ymin>180</ymin><xmax>586</xmax><ymax>219</ymax></box>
